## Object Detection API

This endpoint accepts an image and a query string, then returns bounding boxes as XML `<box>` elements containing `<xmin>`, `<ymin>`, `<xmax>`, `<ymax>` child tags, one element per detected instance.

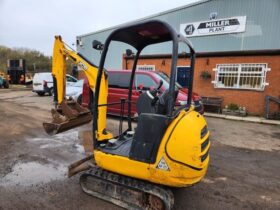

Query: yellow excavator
<box><xmin>44</xmin><ymin>20</ymin><xmax>210</xmax><ymax>210</ymax></box>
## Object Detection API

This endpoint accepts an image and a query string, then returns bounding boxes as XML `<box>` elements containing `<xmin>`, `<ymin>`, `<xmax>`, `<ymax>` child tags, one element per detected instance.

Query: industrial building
<box><xmin>77</xmin><ymin>0</ymin><xmax>280</xmax><ymax>116</ymax></box>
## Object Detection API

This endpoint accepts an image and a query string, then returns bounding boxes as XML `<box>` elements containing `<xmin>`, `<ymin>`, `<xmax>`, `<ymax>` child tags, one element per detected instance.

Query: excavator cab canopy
<box><xmin>111</xmin><ymin>21</ymin><xmax>173</xmax><ymax>50</ymax></box>
<box><xmin>93</xmin><ymin>20</ymin><xmax>196</xmax><ymax>144</ymax></box>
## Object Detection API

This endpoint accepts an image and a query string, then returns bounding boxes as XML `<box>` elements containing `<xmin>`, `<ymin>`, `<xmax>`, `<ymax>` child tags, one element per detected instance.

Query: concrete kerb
<box><xmin>204</xmin><ymin>112</ymin><xmax>280</xmax><ymax>125</ymax></box>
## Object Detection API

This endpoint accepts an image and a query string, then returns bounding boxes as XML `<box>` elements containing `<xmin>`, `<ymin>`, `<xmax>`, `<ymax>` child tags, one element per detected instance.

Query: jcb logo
<box><xmin>77</xmin><ymin>61</ymin><xmax>88</xmax><ymax>71</ymax></box>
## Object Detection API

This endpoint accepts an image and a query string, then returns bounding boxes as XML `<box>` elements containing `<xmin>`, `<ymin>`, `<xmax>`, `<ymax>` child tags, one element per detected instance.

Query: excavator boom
<box><xmin>43</xmin><ymin>36</ymin><xmax>113</xmax><ymax>140</ymax></box>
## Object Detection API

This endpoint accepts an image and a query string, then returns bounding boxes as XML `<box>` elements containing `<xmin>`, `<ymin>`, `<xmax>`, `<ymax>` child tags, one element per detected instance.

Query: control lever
<box><xmin>150</xmin><ymin>79</ymin><xmax>163</xmax><ymax>105</ymax></box>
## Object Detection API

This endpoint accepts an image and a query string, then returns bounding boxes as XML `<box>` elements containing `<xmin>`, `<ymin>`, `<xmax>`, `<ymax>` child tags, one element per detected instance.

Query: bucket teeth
<box><xmin>43</xmin><ymin>99</ymin><xmax>92</xmax><ymax>135</ymax></box>
<box><xmin>51</xmin><ymin>109</ymin><xmax>67</xmax><ymax>123</ymax></box>
<box><xmin>61</xmin><ymin>100</ymin><xmax>80</xmax><ymax>119</ymax></box>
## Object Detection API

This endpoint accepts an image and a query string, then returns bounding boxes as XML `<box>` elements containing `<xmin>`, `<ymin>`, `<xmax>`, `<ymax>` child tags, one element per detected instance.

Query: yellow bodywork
<box><xmin>52</xmin><ymin>36</ymin><xmax>210</xmax><ymax>188</ymax></box>
<box><xmin>52</xmin><ymin>36</ymin><xmax>113</xmax><ymax>140</ymax></box>
<box><xmin>95</xmin><ymin>109</ymin><xmax>210</xmax><ymax>187</ymax></box>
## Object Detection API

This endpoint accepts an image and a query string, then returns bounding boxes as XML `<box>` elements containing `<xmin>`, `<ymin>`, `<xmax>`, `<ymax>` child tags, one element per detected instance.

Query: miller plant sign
<box><xmin>180</xmin><ymin>16</ymin><xmax>246</xmax><ymax>37</ymax></box>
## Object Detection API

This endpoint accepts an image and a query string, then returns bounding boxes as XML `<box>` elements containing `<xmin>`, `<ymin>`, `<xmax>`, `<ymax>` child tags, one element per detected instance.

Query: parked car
<box><xmin>66</xmin><ymin>79</ymin><xmax>84</xmax><ymax>103</ymax></box>
<box><xmin>82</xmin><ymin>70</ymin><xmax>204</xmax><ymax>116</ymax></box>
<box><xmin>32</xmin><ymin>72</ymin><xmax>77</xmax><ymax>96</ymax></box>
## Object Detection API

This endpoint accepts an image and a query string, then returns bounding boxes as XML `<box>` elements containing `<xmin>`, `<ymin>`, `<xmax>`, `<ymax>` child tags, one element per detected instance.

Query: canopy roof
<box><xmin>111</xmin><ymin>20</ymin><xmax>176</xmax><ymax>50</ymax></box>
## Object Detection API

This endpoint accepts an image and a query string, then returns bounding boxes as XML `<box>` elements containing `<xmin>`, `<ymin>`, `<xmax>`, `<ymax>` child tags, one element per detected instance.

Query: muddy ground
<box><xmin>0</xmin><ymin>88</ymin><xmax>279</xmax><ymax>210</ymax></box>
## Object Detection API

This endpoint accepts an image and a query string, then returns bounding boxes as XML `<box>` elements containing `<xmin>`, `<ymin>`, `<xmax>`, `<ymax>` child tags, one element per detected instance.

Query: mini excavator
<box><xmin>43</xmin><ymin>20</ymin><xmax>210</xmax><ymax>210</ymax></box>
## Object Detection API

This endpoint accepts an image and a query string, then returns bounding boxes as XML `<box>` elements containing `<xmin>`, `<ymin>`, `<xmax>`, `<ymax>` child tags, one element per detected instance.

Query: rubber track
<box><xmin>80</xmin><ymin>166</ymin><xmax>174</xmax><ymax>210</ymax></box>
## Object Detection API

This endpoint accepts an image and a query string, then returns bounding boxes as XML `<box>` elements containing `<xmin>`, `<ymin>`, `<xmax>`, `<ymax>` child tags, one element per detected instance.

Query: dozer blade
<box><xmin>43</xmin><ymin>100</ymin><xmax>92</xmax><ymax>135</ymax></box>
<box><xmin>68</xmin><ymin>155</ymin><xmax>94</xmax><ymax>178</ymax></box>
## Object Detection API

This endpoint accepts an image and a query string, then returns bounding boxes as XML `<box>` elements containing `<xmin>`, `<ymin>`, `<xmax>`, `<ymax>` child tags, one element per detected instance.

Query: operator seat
<box><xmin>136</xmin><ymin>91</ymin><xmax>156</xmax><ymax>115</ymax></box>
<box><xmin>100</xmin><ymin>90</ymin><xmax>178</xmax><ymax>159</ymax></box>
<box><xmin>156</xmin><ymin>89</ymin><xmax>178</xmax><ymax>115</ymax></box>
<box><xmin>136</xmin><ymin>89</ymin><xmax>179</xmax><ymax>116</ymax></box>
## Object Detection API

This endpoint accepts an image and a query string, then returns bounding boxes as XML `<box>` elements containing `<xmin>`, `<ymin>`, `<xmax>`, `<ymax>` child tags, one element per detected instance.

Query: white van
<box><xmin>32</xmin><ymin>72</ymin><xmax>77</xmax><ymax>96</ymax></box>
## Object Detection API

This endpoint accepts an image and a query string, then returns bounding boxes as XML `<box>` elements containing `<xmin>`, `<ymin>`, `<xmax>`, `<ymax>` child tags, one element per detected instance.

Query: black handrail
<box><xmin>127</xmin><ymin>50</ymin><xmax>141</xmax><ymax>131</ymax></box>
<box><xmin>97</xmin><ymin>100</ymin><xmax>136</xmax><ymax>107</ymax></box>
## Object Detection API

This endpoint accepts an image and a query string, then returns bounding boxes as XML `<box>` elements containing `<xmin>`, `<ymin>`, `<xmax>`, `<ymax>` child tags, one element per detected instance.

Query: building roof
<box><xmin>78</xmin><ymin>0</ymin><xmax>209</xmax><ymax>38</ymax></box>
<box><xmin>77</xmin><ymin>0</ymin><xmax>280</xmax><ymax>68</ymax></box>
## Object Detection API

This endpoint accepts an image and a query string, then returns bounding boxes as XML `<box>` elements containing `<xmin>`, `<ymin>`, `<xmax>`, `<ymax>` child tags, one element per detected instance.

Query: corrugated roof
<box><xmin>78</xmin><ymin>0</ymin><xmax>210</xmax><ymax>38</ymax></box>
<box><xmin>76</xmin><ymin>0</ymin><xmax>280</xmax><ymax>69</ymax></box>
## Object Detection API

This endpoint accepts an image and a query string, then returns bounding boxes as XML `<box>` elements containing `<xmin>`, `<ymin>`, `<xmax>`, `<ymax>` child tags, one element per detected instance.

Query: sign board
<box><xmin>180</xmin><ymin>16</ymin><xmax>246</xmax><ymax>37</ymax></box>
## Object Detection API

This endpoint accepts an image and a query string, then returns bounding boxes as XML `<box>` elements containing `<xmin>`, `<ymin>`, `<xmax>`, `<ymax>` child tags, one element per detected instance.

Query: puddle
<box><xmin>201</xmin><ymin>178</ymin><xmax>215</xmax><ymax>184</ymax></box>
<box><xmin>28</xmin><ymin>130</ymin><xmax>87</xmax><ymax>154</ymax></box>
<box><xmin>260</xmin><ymin>195</ymin><xmax>272</xmax><ymax>201</ymax></box>
<box><xmin>30</xmin><ymin>131</ymin><xmax>79</xmax><ymax>143</ymax></box>
<box><xmin>40</xmin><ymin>143</ymin><xmax>58</xmax><ymax>149</ymax></box>
<box><xmin>29</xmin><ymin>131</ymin><xmax>80</xmax><ymax>149</ymax></box>
<box><xmin>0</xmin><ymin>161</ymin><xmax>66</xmax><ymax>187</ymax></box>
<box><xmin>215</xmin><ymin>176</ymin><xmax>227</xmax><ymax>181</ymax></box>
<box><xmin>74</xmin><ymin>144</ymin><xmax>85</xmax><ymax>154</ymax></box>
<box><xmin>202</xmin><ymin>177</ymin><xmax>228</xmax><ymax>184</ymax></box>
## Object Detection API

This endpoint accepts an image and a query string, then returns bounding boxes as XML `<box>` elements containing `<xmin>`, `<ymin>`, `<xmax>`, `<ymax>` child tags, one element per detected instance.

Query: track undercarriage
<box><xmin>79</xmin><ymin>165</ymin><xmax>174</xmax><ymax>210</ymax></box>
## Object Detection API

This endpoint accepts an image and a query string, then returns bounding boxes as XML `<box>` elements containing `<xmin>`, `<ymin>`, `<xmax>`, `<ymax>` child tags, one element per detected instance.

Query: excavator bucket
<box><xmin>43</xmin><ymin>100</ymin><xmax>92</xmax><ymax>135</ymax></box>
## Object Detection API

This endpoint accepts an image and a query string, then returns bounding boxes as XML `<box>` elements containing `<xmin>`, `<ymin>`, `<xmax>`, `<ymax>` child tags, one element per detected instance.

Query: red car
<box><xmin>82</xmin><ymin>70</ymin><xmax>204</xmax><ymax>117</ymax></box>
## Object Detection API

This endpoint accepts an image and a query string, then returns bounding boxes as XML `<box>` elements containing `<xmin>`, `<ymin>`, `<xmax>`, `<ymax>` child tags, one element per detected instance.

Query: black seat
<box><xmin>100</xmin><ymin>113</ymin><xmax>171</xmax><ymax>163</ymax></box>
<box><xmin>129</xmin><ymin>113</ymin><xmax>170</xmax><ymax>163</ymax></box>
<box><xmin>136</xmin><ymin>91</ymin><xmax>156</xmax><ymax>115</ymax></box>
<box><xmin>156</xmin><ymin>89</ymin><xmax>178</xmax><ymax>115</ymax></box>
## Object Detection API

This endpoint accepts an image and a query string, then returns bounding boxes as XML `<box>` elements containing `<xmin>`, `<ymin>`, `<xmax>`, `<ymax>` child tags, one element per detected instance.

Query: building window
<box><xmin>136</xmin><ymin>65</ymin><xmax>155</xmax><ymax>71</ymax></box>
<box><xmin>212</xmin><ymin>63</ymin><xmax>270</xmax><ymax>91</ymax></box>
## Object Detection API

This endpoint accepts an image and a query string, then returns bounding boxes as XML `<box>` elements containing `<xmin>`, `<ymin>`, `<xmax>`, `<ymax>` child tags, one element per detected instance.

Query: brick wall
<box><xmin>123</xmin><ymin>55</ymin><xmax>280</xmax><ymax>115</ymax></box>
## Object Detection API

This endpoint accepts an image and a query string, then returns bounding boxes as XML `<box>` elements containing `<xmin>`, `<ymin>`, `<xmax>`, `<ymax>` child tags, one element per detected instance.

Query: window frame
<box><xmin>212</xmin><ymin>63</ymin><xmax>270</xmax><ymax>91</ymax></box>
<box><xmin>136</xmin><ymin>65</ymin><xmax>156</xmax><ymax>71</ymax></box>
<box><xmin>66</xmin><ymin>75</ymin><xmax>77</xmax><ymax>82</ymax></box>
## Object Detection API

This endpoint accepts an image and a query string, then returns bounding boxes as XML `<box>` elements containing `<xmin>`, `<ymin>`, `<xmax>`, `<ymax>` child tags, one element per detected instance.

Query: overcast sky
<box><xmin>0</xmin><ymin>0</ymin><xmax>198</xmax><ymax>56</ymax></box>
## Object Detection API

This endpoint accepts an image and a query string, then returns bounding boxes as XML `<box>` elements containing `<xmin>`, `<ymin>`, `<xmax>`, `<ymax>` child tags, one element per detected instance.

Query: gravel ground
<box><xmin>0</xmin><ymin>88</ymin><xmax>279</xmax><ymax>210</ymax></box>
